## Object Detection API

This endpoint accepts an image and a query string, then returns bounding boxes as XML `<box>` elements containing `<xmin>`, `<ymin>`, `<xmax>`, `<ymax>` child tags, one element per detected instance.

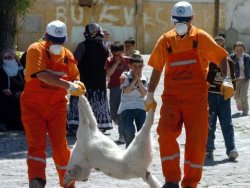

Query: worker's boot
<box><xmin>29</xmin><ymin>178</ymin><xmax>46</xmax><ymax>188</ymax></box>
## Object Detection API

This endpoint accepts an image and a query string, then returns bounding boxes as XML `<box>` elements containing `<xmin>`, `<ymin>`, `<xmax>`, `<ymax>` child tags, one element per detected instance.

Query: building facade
<box><xmin>17</xmin><ymin>0</ymin><xmax>226</xmax><ymax>53</ymax></box>
<box><xmin>225</xmin><ymin>0</ymin><xmax>250</xmax><ymax>53</ymax></box>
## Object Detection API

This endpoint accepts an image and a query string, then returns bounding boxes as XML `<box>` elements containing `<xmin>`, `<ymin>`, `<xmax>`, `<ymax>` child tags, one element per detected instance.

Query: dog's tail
<box><xmin>78</xmin><ymin>95</ymin><xmax>98</xmax><ymax>131</ymax></box>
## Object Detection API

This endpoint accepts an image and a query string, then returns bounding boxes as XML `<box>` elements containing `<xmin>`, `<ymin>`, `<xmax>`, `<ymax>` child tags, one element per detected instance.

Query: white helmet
<box><xmin>46</xmin><ymin>20</ymin><xmax>67</xmax><ymax>44</ymax></box>
<box><xmin>171</xmin><ymin>1</ymin><xmax>193</xmax><ymax>23</ymax></box>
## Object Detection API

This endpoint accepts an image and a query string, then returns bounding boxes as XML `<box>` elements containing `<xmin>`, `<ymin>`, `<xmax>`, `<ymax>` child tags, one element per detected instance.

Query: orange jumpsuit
<box><xmin>21</xmin><ymin>41</ymin><xmax>79</xmax><ymax>187</ymax></box>
<box><xmin>148</xmin><ymin>26</ymin><xmax>228</xmax><ymax>187</ymax></box>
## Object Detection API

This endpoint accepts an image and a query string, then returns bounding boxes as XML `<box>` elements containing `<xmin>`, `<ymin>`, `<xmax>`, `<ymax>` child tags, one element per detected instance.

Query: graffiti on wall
<box><xmin>54</xmin><ymin>1</ymin><xmax>169</xmax><ymax>48</ymax></box>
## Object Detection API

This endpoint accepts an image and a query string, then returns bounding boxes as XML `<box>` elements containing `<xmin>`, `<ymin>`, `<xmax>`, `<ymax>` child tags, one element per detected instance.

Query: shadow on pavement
<box><xmin>204</xmin><ymin>158</ymin><xmax>238</xmax><ymax>166</ymax></box>
<box><xmin>0</xmin><ymin>131</ymin><xmax>77</xmax><ymax>159</ymax></box>
<box><xmin>0</xmin><ymin>131</ymin><xmax>27</xmax><ymax>159</ymax></box>
<box><xmin>231</xmin><ymin>112</ymin><xmax>242</xmax><ymax>118</ymax></box>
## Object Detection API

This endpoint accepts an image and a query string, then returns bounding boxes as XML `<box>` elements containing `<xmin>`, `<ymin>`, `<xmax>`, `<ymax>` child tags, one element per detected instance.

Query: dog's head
<box><xmin>63</xmin><ymin>165</ymin><xmax>89</xmax><ymax>186</ymax></box>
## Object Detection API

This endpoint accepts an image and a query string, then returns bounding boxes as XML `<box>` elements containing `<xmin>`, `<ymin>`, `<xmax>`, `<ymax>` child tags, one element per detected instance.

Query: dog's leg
<box><xmin>78</xmin><ymin>96</ymin><xmax>90</xmax><ymax>126</ymax></box>
<box><xmin>142</xmin><ymin>171</ymin><xmax>162</xmax><ymax>188</ymax></box>
<box><xmin>78</xmin><ymin>95</ymin><xmax>98</xmax><ymax>131</ymax></box>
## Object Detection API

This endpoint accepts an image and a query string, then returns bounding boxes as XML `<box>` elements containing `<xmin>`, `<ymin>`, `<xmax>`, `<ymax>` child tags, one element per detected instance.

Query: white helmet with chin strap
<box><xmin>171</xmin><ymin>1</ymin><xmax>193</xmax><ymax>36</ymax></box>
<box><xmin>171</xmin><ymin>1</ymin><xmax>193</xmax><ymax>23</ymax></box>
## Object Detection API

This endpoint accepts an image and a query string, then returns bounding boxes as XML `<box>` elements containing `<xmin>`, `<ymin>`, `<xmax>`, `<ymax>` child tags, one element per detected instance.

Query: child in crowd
<box><xmin>230</xmin><ymin>41</ymin><xmax>250</xmax><ymax>116</ymax></box>
<box><xmin>124</xmin><ymin>37</ymin><xmax>140</xmax><ymax>57</ymax></box>
<box><xmin>117</xmin><ymin>54</ymin><xmax>148</xmax><ymax>147</ymax></box>
<box><xmin>105</xmin><ymin>41</ymin><xmax>130</xmax><ymax>144</ymax></box>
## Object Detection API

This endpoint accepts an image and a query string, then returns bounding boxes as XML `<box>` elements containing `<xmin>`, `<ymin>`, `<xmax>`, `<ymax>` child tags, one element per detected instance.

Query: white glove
<box><xmin>144</xmin><ymin>92</ymin><xmax>157</xmax><ymax>111</ymax></box>
<box><xmin>67</xmin><ymin>81</ymin><xmax>86</xmax><ymax>96</ymax></box>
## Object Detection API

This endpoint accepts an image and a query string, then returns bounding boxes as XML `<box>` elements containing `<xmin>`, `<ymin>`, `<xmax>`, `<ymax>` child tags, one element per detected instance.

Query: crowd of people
<box><xmin>0</xmin><ymin>1</ymin><xmax>250</xmax><ymax>187</ymax></box>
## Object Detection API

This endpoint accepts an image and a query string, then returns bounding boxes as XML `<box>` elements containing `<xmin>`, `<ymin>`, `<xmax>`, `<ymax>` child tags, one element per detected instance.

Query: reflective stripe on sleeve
<box><xmin>46</xmin><ymin>69</ymin><xmax>66</xmax><ymax>76</ymax></box>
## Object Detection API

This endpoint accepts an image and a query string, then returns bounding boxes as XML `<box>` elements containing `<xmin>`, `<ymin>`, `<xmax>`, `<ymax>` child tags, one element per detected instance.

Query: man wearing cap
<box><xmin>21</xmin><ymin>20</ymin><xmax>85</xmax><ymax>188</ymax></box>
<box><xmin>145</xmin><ymin>1</ymin><xmax>233</xmax><ymax>188</ymax></box>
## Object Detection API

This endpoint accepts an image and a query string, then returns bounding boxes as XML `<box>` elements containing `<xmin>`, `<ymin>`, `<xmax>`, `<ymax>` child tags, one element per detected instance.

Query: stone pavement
<box><xmin>0</xmin><ymin>55</ymin><xmax>250</xmax><ymax>188</ymax></box>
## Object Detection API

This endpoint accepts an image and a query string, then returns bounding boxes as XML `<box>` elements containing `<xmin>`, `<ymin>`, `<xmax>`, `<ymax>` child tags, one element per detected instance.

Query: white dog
<box><xmin>63</xmin><ymin>95</ymin><xmax>161</xmax><ymax>188</ymax></box>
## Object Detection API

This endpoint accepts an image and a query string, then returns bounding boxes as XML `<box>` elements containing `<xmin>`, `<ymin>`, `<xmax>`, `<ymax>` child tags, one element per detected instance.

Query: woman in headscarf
<box><xmin>0</xmin><ymin>49</ymin><xmax>25</xmax><ymax>131</ymax></box>
<box><xmin>70</xmin><ymin>23</ymin><xmax>112</xmax><ymax>133</ymax></box>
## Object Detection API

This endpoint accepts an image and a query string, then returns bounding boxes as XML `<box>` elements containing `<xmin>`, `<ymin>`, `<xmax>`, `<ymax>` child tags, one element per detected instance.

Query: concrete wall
<box><xmin>225</xmin><ymin>0</ymin><xmax>250</xmax><ymax>53</ymax></box>
<box><xmin>16</xmin><ymin>0</ymin><xmax>225</xmax><ymax>53</ymax></box>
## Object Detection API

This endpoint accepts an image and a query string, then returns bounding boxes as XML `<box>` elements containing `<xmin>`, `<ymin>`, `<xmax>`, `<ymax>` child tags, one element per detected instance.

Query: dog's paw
<box><xmin>143</xmin><ymin>171</ymin><xmax>162</xmax><ymax>188</ymax></box>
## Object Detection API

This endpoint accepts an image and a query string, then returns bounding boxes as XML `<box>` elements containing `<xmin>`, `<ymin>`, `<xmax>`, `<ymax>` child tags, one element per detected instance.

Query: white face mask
<box><xmin>49</xmin><ymin>45</ymin><xmax>63</xmax><ymax>55</ymax></box>
<box><xmin>2</xmin><ymin>59</ymin><xmax>18</xmax><ymax>76</ymax></box>
<box><xmin>175</xmin><ymin>23</ymin><xmax>188</xmax><ymax>36</ymax></box>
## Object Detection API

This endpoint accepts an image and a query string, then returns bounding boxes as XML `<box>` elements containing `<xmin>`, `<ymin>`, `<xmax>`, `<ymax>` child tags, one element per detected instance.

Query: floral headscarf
<box><xmin>83</xmin><ymin>23</ymin><xmax>104</xmax><ymax>41</ymax></box>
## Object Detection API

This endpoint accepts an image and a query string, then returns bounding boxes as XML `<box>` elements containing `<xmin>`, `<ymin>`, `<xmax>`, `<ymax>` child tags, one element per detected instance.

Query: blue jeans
<box><xmin>109</xmin><ymin>86</ymin><xmax>123</xmax><ymax>138</ymax></box>
<box><xmin>109</xmin><ymin>87</ymin><xmax>121</xmax><ymax>124</ymax></box>
<box><xmin>206</xmin><ymin>93</ymin><xmax>236</xmax><ymax>154</ymax></box>
<box><xmin>121</xmin><ymin>109</ymin><xmax>146</xmax><ymax>147</ymax></box>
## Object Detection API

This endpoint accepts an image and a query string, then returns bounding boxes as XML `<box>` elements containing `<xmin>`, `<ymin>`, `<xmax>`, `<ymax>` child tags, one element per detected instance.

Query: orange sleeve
<box><xmin>148</xmin><ymin>35</ymin><xmax>167</xmax><ymax>72</ymax></box>
<box><xmin>198</xmin><ymin>30</ymin><xmax>228</xmax><ymax>65</ymax></box>
<box><xmin>25</xmin><ymin>42</ymin><xmax>46</xmax><ymax>82</ymax></box>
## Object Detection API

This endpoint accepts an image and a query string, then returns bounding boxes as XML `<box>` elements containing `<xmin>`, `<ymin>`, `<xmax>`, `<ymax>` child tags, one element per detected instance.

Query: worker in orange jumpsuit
<box><xmin>144</xmin><ymin>1</ymin><xmax>234</xmax><ymax>188</ymax></box>
<box><xmin>21</xmin><ymin>20</ymin><xmax>86</xmax><ymax>188</ymax></box>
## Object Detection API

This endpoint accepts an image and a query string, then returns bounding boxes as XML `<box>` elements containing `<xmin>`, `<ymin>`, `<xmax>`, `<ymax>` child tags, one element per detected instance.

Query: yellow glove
<box><xmin>67</xmin><ymin>81</ymin><xmax>86</xmax><ymax>96</ymax></box>
<box><xmin>144</xmin><ymin>92</ymin><xmax>157</xmax><ymax>112</ymax></box>
<box><xmin>220</xmin><ymin>78</ymin><xmax>234</xmax><ymax>100</ymax></box>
